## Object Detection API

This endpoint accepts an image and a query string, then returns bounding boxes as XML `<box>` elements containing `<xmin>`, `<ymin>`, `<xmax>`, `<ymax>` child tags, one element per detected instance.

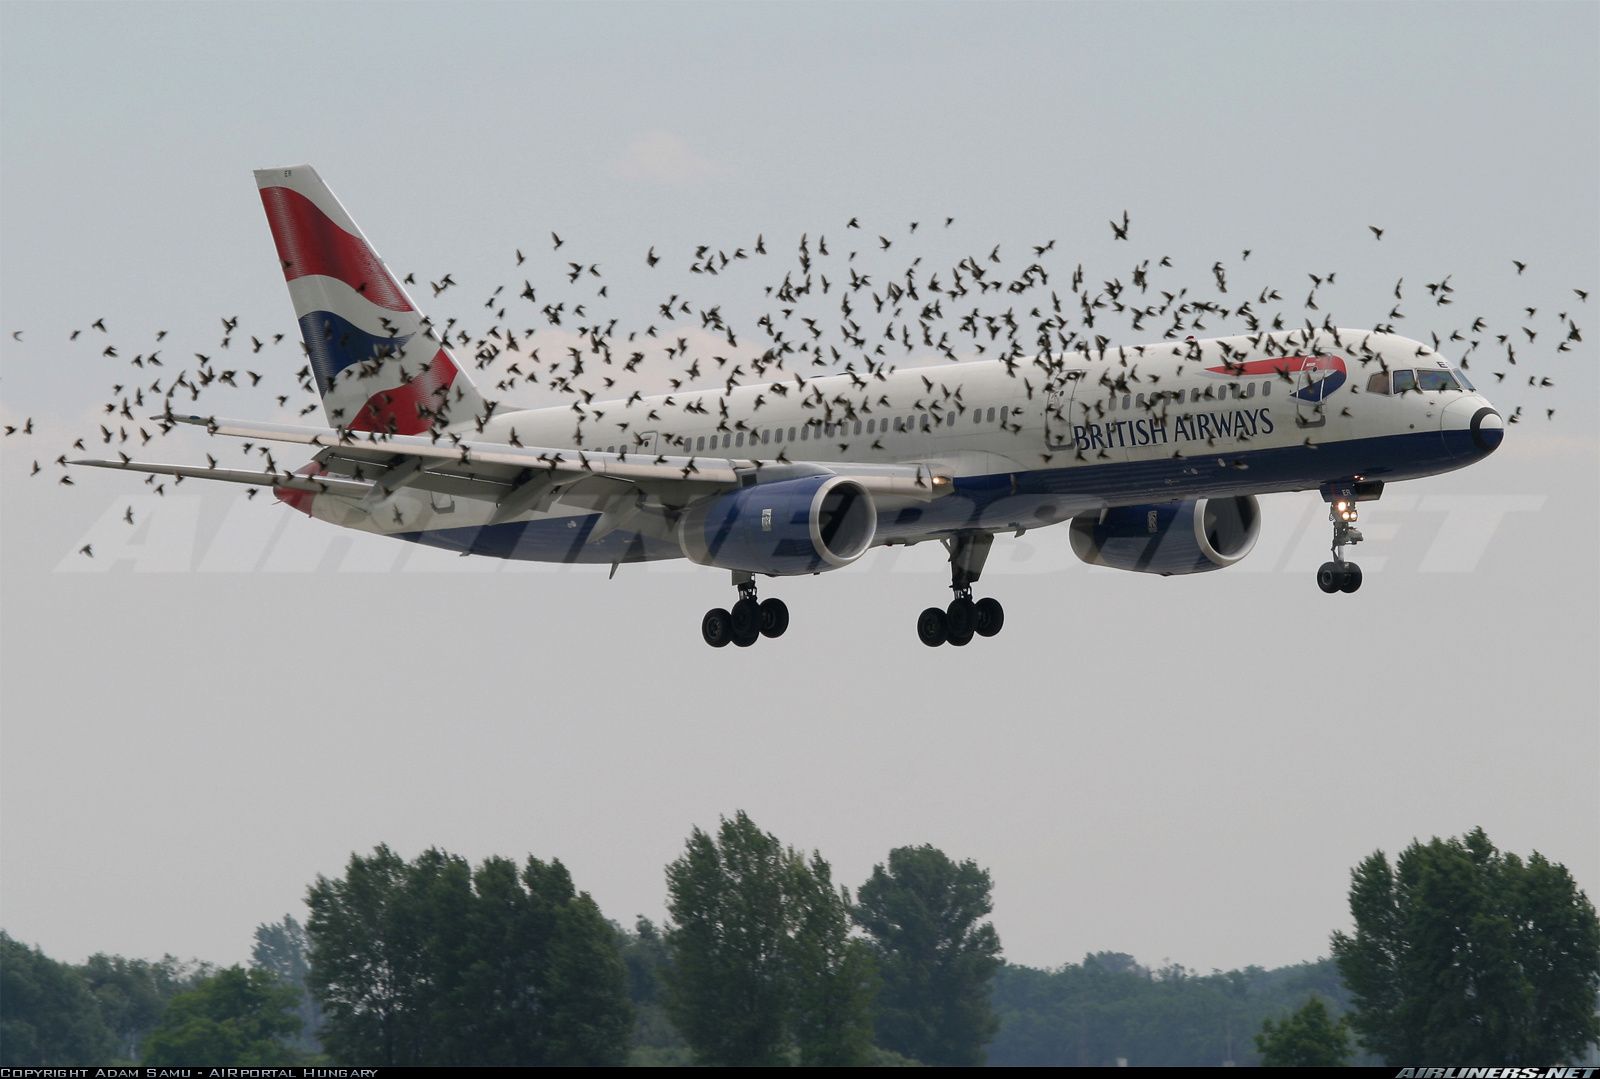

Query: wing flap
<box><xmin>71</xmin><ymin>458</ymin><xmax>375</xmax><ymax>497</ymax></box>
<box><xmin>161</xmin><ymin>414</ymin><xmax>954</xmax><ymax>499</ymax></box>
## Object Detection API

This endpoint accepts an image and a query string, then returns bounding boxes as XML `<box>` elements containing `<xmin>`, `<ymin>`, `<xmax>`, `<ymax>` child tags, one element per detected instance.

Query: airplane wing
<box><xmin>73</xmin><ymin>413</ymin><xmax>955</xmax><ymax>510</ymax></box>
<box><xmin>70</xmin><ymin>458</ymin><xmax>374</xmax><ymax>496</ymax></box>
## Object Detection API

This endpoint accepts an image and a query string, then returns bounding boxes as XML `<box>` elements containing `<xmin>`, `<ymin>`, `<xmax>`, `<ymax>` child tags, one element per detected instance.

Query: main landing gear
<box><xmin>918</xmin><ymin>533</ymin><xmax>1006</xmax><ymax>647</ymax></box>
<box><xmin>702</xmin><ymin>571</ymin><xmax>788</xmax><ymax>648</ymax></box>
<box><xmin>1317</xmin><ymin>496</ymin><xmax>1365</xmax><ymax>594</ymax></box>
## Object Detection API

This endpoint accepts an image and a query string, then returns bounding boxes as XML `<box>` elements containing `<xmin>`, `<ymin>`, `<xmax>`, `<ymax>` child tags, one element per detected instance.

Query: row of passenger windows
<box><xmin>1367</xmin><ymin>368</ymin><xmax>1474</xmax><ymax>395</ymax></box>
<box><xmin>595</xmin><ymin>406</ymin><xmax>1011</xmax><ymax>455</ymax></box>
<box><xmin>1105</xmin><ymin>381</ymin><xmax>1271</xmax><ymax>412</ymax></box>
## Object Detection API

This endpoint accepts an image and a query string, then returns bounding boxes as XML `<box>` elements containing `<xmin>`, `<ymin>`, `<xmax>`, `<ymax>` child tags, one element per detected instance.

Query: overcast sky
<box><xmin>2</xmin><ymin>1</ymin><xmax>1596</xmax><ymax>977</ymax></box>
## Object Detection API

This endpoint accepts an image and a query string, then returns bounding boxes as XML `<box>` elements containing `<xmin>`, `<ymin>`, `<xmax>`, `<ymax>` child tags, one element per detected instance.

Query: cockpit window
<box><xmin>1392</xmin><ymin>369</ymin><xmax>1416</xmax><ymax>393</ymax></box>
<box><xmin>1416</xmin><ymin>369</ymin><xmax>1460</xmax><ymax>391</ymax></box>
<box><xmin>1456</xmin><ymin>369</ymin><xmax>1476</xmax><ymax>392</ymax></box>
<box><xmin>1367</xmin><ymin>372</ymin><xmax>1391</xmax><ymax>395</ymax></box>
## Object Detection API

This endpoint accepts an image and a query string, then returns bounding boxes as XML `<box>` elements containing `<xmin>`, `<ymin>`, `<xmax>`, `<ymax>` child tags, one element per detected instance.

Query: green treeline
<box><xmin>987</xmin><ymin>952</ymin><xmax>1360</xmax><ymax>1066</ymax></box>
<box><xmin>3</xmin><ymin>821</ymin><xmax>1596</xmax><ymax>1066</ymax></box>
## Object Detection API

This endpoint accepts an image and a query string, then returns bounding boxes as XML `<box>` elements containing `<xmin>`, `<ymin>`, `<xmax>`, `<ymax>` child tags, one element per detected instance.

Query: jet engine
<box><xmin>1068</xmin><ymin>495</ymin><xmax>1261</xmax><ymax>575</ymax></box>
<box><xmin>678</xmin><ymin>474</ymin><xmax>877</xmax><ymax>575</ymax></box>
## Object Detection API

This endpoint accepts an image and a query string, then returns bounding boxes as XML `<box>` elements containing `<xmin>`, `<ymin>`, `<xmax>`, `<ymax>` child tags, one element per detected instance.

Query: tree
<box><xmin>139</xmin><ymin>966</ymin><xmax>303</xmax><ymax>1066</ymax></box>
<box><xmin>854</xmin><ymin>844</ymin><xmax>1003</xmax><ymax>1065</ymax></box>
<box><xmin>305</xmin><ymin>844</ymin><xmax>630</xmax><ymax>1066</ymax></box>
<box><xmin>787</xmin><ymin>851</ymin><xmax>878</xmax><ymax>1066</ymax></box>
<box><xmin>1255</xmin><ymin>995</ymin><xmax>1352</xmax><ymax>1066</ymax></box>
<box><xmin>664</xmin><ymin>812</ymin><xmax>797</xmax><ymax>1065</ymax></box>
<box><xmin>251</xmin><ymin>915</ymin><xmax>322</xmax><ymax>1054</ymax></box>
<box><xmin>1331</xmin><ymin>827</ymin><xmax>1600</xmax><ymax>1065</ymax></box>
<box><xmin>0</xmin><ymin>932</ymin><xmax>116</xmax><ymax>1065</ymax></box>
<box><xmin>663</xmin><ymin>810</ymin><xmax>878</xmax><ymax>1066</ymax></box>
<box><xmin>78</xmin><ymin>952</ymin><xmax>211</xmax><ymax>1062</ymax></box>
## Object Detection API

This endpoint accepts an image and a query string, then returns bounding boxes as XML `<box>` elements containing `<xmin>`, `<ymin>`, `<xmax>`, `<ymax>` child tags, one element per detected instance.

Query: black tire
<box><xmin>974</xmin><ymin>597</ymin><xmax>1005</xmax><ymax>637</ymax></box>
<box><xmin>759</xmin><ymin>597</ymin><xmax>789</xmax><ymax>638</ymax></box>
<box><xmin>701</xmin><ymin>608</ymin><xmax>733</xmax><ymax>648</ymax></box>
<box><xmin>1340</xmin><ymin>563</ymin><xmax>1363</xmax><ymax>593</ymax></box>
<box><xmin>1317</xmin><ymin>562</ymin><xmax>1341</xmax><ymax>594</ymax></box>
<box><xmin>946</xmin><ymin>598</ymin><xmax>975</xmax><ymax>647</ymax></box>
<box><xmin>917</xmin><ymin>607</ymin><xmax>947</xmax><ymax>647</ymax></box>
<box><xmin>731</xmin><ymin>597</ymin><xmax>761</xmax><ymax>639</ymax></box>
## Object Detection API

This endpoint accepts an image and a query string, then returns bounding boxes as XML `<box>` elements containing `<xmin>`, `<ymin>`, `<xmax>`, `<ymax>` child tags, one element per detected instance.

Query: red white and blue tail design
<box><xmin>255</xmin><ymin>165</ymin><xmax>485</xmax><ymax>434</ymax></box>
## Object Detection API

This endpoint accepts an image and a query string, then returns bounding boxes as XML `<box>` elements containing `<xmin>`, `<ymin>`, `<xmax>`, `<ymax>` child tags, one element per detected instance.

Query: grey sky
<box><xmin>2</xmin><ymin>1</ymin><xmax>1596</xmax><ymax>976</ymax></box>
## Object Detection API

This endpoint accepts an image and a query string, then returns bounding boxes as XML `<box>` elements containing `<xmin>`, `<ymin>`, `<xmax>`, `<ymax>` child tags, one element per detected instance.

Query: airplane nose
<box><xmin>1442</xmin><ymin>397</ymin><xmax>1504</xmax><ymax>458</ymax></box>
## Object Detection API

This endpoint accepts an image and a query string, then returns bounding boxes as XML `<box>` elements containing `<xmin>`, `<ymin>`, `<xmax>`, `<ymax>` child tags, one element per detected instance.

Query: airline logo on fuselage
<box><xmin>1072</xmin><ymin>407</ymin><xmax>1275</xmax><ymax>452</ymax></box>
<box><xmin>1204</xmin><ymin>354</ymin><xmax>1348</xmax><ymax>403</ymax></box>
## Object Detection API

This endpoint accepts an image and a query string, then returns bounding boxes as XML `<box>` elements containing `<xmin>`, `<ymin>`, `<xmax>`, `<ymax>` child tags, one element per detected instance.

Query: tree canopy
<box><xmin>139</xmin><ymin>966</ymin><xmax>303</xmax><ymax>1066</ymax></box>
<box><xmin>1255</xmin><ymin>994</ymin><xmax>1352</xmax><ymax>1067</ymax></box>
<box><xmin>854</xmin><ymin>843</ymin><xmax>1003</xmax><ymax>1065</ymax></box>
<box><xmin>305</xmin><ymin>844</ymin><xmax>630</xmax><ymax>1066</ymax></box>
<box><xmin>663</xmin><ymin>810</ymin><xmax>877</xmax><ymax>1066</ymax></box>
<box><xmin>0</xmin><ymin>932</ymin><xmax>117</xmax><ymax>1065</ymax></box>
<box><xmin>1331</xmin><ymin>826</ymin><xmax>1600</xmax><ymax>1064</ymax></box>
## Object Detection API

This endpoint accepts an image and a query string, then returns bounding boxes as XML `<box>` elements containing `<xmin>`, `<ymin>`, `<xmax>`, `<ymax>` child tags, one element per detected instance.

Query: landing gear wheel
<box><xmin>758</xmin><ymin>597</ymin><xmax>789</xmax><ymax>638</ymax></box>
<box><xmin>702</xmin><ymin>608</ymin><xmax>733</xmax><ymax>648</ymax></box>
<box><xmin>1339</xmin><ymin>563</ymin><xmax>1363</xmax><ymax>593</ymax></box>
<box><xmin>917</xmin><ymin>607</ymin><xmax>948</xmax><ymax>647</ymax></box>
<box><xmin>1317</xmin><ymin>562</ymin><xmax>1341</xmax><ymax>594</ymax></box>
<box><xmin>974</xmin><ymin>597</ymin><xmax>1005</xmax><ymax>637</ymax></box>
<box><xmin>731</xmin><ymin>597</ymin><xmax>761</xmax><ymax>646</ymax></box>
<box><xmin>945</xmin><ymin>598</ymin><xmax>976</xmax><ymax>647</ymax></box>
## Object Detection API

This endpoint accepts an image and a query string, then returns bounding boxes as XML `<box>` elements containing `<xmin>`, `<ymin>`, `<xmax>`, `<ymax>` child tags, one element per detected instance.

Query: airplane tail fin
<box><xmin>254</xmin><ymin>165</ymin><xmax>486</xmax><ymax>434</ymax></box>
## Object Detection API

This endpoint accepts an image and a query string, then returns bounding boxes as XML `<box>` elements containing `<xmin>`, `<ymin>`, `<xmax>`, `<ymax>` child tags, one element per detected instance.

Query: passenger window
<box><xmin>920</xmin><ymin>415</ymin><xmax>930</xmax><ymax>431</ymax></box>
<box><xmin>1262</xmin><ymin>381</ymin><xmax>1271</xmax><ymax>397</ymax></box>
<box><xmin>722</xmin><ymin>433</ymin><xmax>732</xmax><ymax>448</ymax></box>
<box><xmin>1122</xmin><ymin>394</ymin><xmax>1131</xmax><ymax>409</ymax></box>
<box><xmin>986</xmin><ymin>407</ymin><xmax>996</xmax><ymax>422</ymax></box>
<box><xmin>1367</xmin><ymin>372</ymin><xmax>1391</xmax><ymax>395</ymax></box>
<box><xmin>788</xmin><ymin>427</ymin><xmax>796</xmax><ymax>441</ymax></box>
<box><xmin>736</xmin><ymin>432</ymin><xmax>745</xmax><ymax>447</ymax></box>
<box><xmin>1242</xmin><ymin>383</ymin><xmax>1256</xmax><ymax>399</ymax></box>
<box><xmin>800</xmin><ymin>426</ymin><xmax>809</xmax><ymax>440</ymax></box>
<box><xmin>1392</xmin><ymin>369</ymin><xmax>1416</xmax><ymax>393</ymax></box>
<box><xmin>855</xmin><ymin>421</ymin><xmax>863</xmax><ymax>435</ymax></box>
<box><xmin>761</xmin><ymin>429</ymin><xmax>770</xmax><ymax>444</ymax></box>
<box><xmin>973</xmin><ymin>410</ymin><xmax>981</xmax><ymax>425</ymax></box>
<box><xmin>696</xmin><ymin>436</ymin><xmax>705</xmax><ymax>451</ymax></box>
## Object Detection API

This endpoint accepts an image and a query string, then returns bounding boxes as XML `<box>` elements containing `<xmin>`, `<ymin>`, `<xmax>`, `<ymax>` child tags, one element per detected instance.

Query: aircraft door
<box><xmin>1294</xmin><ymin>359</ymin><xmax>1330</xmax><ymax>429</ymax></box>
<box><xmin>1044</xmin><ymin>370</ymin><xmax>1084</xmax><ymax>450</ymax></box>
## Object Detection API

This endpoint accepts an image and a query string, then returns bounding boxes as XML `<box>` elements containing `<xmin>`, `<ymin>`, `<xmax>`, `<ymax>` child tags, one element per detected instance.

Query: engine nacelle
<box><xmin>1069</xmin><ymin>495</ymin><xmax>1261</xmax><ymax>575</ymax></box>
<box><xmin>678</xmin><ymin>474</ymin><xmax>877</xmax><ymax>575</ymax></box>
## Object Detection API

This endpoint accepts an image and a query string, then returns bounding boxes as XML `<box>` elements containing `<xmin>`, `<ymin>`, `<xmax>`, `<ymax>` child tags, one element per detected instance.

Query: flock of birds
<box><xmin>2</xmin><ymin>210</ymin><xmax>1587</xmax><ymax>557</ymax></box>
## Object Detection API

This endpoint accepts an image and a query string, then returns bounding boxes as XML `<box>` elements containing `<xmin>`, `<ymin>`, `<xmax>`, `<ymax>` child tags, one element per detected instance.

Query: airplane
<box><xmin>75</xmin><ymin>165</ymin><xmax>1505</xmax><ymax>648</ymax></box>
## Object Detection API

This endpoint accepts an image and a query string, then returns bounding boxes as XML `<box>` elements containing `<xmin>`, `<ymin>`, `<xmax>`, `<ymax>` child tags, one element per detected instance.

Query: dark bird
<box><xmin>1110</xmin><ymin>210</ymin><xmax>1130</xmax><ymax>240</ymax></box>
<box><xmin>79</xmin><ymin>544</ymin><xmax>92</xmax><ymax>557</ymax></box>
<box><xmin>551</xmin><ymin>231</ymin><xmax>564</xmax><ymax>249</ymax></box>
<box><xmin>1512</xmin><ymin>260</ymin><xmax>1527</xmax><ymax>275</ymax></box>
<box><xmin>1368</xmin><ymin>225</ymin><xmax>1384</xmax><ymax>240</ymax></box>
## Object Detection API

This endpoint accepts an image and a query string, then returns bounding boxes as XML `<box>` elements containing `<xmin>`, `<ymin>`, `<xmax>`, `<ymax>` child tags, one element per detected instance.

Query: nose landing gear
<box><xmin>1317</xmin><ymin>497</ymin><xmax>1364</xmax><ymax>594</ymax></box>
<box><xmin>919</xmin><ymin>533</ymin><xmax>1006</xmax><ymax>646</ymax></box>
<box><xmin>703</xmin><ymin>571</ymin><xmax>789</xmax><ymax>647</ymax></box>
